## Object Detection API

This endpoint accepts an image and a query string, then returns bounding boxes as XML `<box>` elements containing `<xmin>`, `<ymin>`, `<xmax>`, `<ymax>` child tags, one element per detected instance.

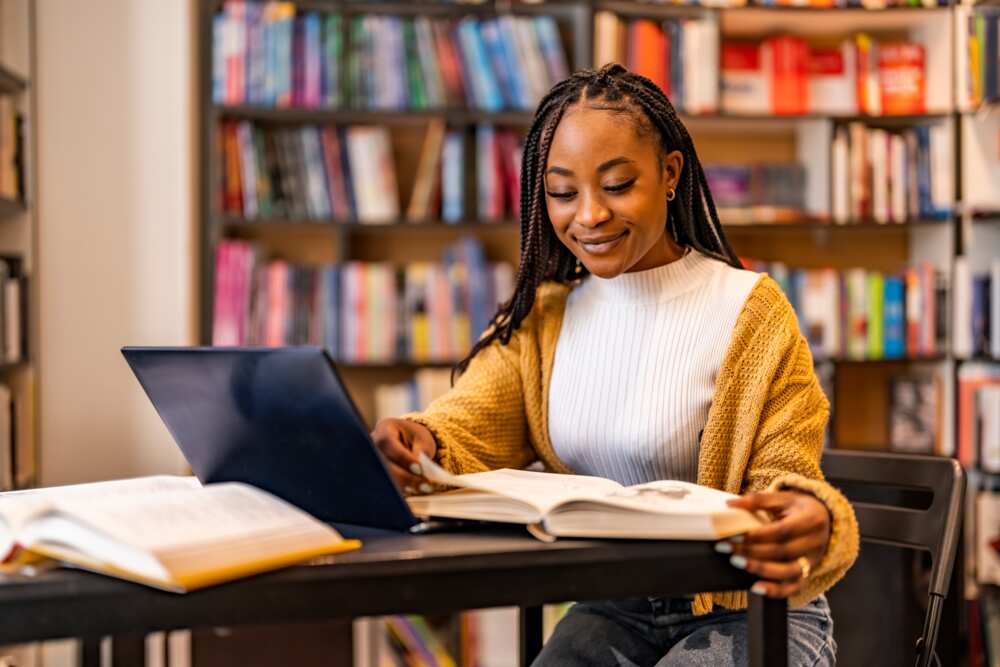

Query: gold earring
<box><xmin>666</xmin><ymin>189</ymin><xmax>676</xmax><ymax>202</ymax></box>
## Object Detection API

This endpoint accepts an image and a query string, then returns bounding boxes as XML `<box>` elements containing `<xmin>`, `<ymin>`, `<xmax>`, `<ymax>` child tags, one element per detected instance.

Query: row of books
<box><xmin>958</xmin><ymin>363</ymin><xmax>1000</xmax><ymax>472</ymax></box>
<box><xmin>831</xmin><ymin>122</ymin><xmax>953</xmax><ymax>224</ymax></box>
<box><xmin>704</xmin><ymin>163</ymin><xmax>807</xmax><ymax>224</ymax></box>
<box><xmin>954</xmin><ymin>258</ymin><xmax>1000</xmax><ymax>361</ymax></box>
<box><xmin>593</xmin><ymin>13</ymin><xmax>719</xmax><ymax>115</ymax></box>
<box><xmin>722</xmin><ymin>35</ymin><xmax>926</xmax><ymax>117</ymax></box>
<box><xmin>965</xmin><ymin>9</ymin><xmax>1000</xmax><ymax>108</ymax></box>
<box><xmin>220</xmin><ymin>120</ymin><xmax>524</xmax><ymax>223</ymax></box>
<box><xmin>220</xmin><ymin>121</ymin><xmax>398</xmax><ymax>222</ymax></box>
<box><xmin>212</xmin><ymin>238</ymin><xmax>514</xmax><ymax>364</ymax></box>
<box><xmin>743</xmin><ymin>260</ymin><xmax>947</xmax><ymax>361</ymax></box>
<box><xmin>212</xmin><ymin>2</ymin><xmax>569</xmax><ymax>111</ymax></box>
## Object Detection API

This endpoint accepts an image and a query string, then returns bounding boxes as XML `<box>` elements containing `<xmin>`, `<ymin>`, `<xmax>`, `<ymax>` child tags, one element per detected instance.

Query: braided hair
<box><xmin>455</xmin><ymin>63</ymin><xmax>741</xmax><ymax>376</ymax></box>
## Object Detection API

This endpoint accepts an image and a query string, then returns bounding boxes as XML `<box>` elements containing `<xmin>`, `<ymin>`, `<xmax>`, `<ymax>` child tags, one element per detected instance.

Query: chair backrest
<box><xmin>821</xmin><ymin>449</ymin><xmax>966</xmax><ymax>667</ymax></box>
<box><xmin>820</xmin><ymin>449</ymin><xmax>965</xmax><ymax>600</ymax></box>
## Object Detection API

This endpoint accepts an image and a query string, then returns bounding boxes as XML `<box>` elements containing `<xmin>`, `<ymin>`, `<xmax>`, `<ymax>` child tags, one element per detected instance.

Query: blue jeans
<box><xmin>532</xmin><ymin>594</ymin><xmax>836</xmax><ymax>667</ymax></box>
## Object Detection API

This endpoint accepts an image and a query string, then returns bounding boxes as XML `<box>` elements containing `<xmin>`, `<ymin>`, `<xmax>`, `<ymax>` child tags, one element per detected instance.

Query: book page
<box><xmin>0</xmin><ymin>476</ymin><xmax>201</xmax><ymax>558</ymax></box>
<box><xmin>44</xmin><ymin>483</ymin><xmax>338</xmax><ymax>555</ymax></box>
<box><xmin>574</xmin><ymin>480</ymin><xmax>741</xmax><ymax>516</ymax></box>
<box><xmin>418</xmin><ymin>454</ymin><xmax>624</xmax><ymax>515</ymax></box>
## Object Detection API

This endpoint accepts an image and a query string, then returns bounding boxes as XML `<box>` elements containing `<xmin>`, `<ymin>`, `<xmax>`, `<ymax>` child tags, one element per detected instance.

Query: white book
<box><xmin>979</xmin><ymin>386</ymin><xmax>1000</xmax><ymax>474</ymax></box>
<box><xmin>347</xmin><ymin>127</ymin><xmax>399</xmax><ymax>224</ymax></box>
<box><xmin>831</xmin><ymin>126</ymin><xmax>850</xmax><ymax>224</ymax></box>
<box><xmin>870</xmin><ymin>128</ymin><xmax>889</xmax><ymax>224</ymax></box>
<box><xmin>929</xmin><ymin>123</ymin><xmax>954</xmax><ymax>215</ymax></box>
<box><xmin>236</xmin><ymin>122</ymin><xmax>258</xmax><ymax>218</ymax></box>
<box><xmin>992</xmin><ymin>259</ymin><xmax>1000</xmax><ymax>359</ymax></box>
<box><xmin>0</xmin><ymin>476</ymin><xmax>357</xmax><ymax>592</ymax></box>
<box><xmin>408</xmin><ymin>455</ymin><xmax>763</xmax><ymax>540</ymax></box>
<box><xmin>3</xmin><ymin>278</ymin><xmax>19</xmax><ymax>363</ymax></box>
<box><xmin>593</xmin><ymin>11</ymin><xmax>622</xmax><ymax>69</ymax></box>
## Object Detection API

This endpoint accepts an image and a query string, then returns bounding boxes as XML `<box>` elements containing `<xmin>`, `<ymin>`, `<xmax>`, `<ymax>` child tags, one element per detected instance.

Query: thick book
<box><xmin>0</xmin><ymin>476</ymin><xmax>360</xmax><ymax>592</ymax></box>
<box><xmin>408</xmin><ymin>456</ymin><xmax>763</xmax><ymax>540</ymax></box>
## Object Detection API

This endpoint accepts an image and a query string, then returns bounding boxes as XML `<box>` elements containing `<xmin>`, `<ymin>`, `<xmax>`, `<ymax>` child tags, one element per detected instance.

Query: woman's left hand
<box><xmin>718</xmin><ymin>491</ymin><xmax>831</xmax><ymax>598</ymax></box>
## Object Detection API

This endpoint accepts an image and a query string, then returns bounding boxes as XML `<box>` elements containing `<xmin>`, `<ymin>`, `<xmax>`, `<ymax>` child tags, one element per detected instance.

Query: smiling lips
<box><xmin>576</xmin><ymin>229</ymin><xmax>628</xmax><ymax>255</ymax></box>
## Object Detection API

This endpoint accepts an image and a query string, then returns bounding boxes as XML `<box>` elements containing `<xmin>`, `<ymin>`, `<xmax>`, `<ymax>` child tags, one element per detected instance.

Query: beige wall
<box><xmin>36</xmin><ymin>0</ymin><xmax>196</xmax><ymax>485</ymax></box>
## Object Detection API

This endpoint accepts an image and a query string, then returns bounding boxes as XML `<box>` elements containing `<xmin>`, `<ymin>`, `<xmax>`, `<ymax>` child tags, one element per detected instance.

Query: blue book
<box><xmin>442</xmin><ymin>130</ymin><xmax>465</xmax><ymax>223</ymax></box>
<box><xmin>532</xmin><ymin>16</ymin><xmax>569</xmax><ymax>87</ymax></box>
<box><xmin>302</xmin><ymin>12</ymin><xmax>322</xmax><ymax>108</ymax></box>
<box><xmin>479</xmin><ymin>19</ymin><xmax>518</xmax><ymax>109</ymax></box>
<box><xmin>497</xmin><ymin>17</ymin><xmax>532</xmax><ymax>110</ymax></box>
<box><xmin>456</xmin><ymin>19</ymin><xmax>503</xmax><ymax>111</ymax></box>
<box><xmin>883</xmin><ymin>276</ymin><xmax>905</xmax><ymax>359</ymax></box>
<box><xmin>914</xmin><ymin>126</ymin><xmax>933</xmax><ymax>219</ymax></box>
<box><xmin>212</xmin><ymin>13</ymin><xmax>227</xmax><ymax>104</ymax></box>
<box><xmin>973</xmin><ymin>274</ymin><xmax>991</xmax><ymax>357</ymax></box>
<box><xmin>273</xmin><ymin>8</ymin><xmax>294</xmax><ymax>106</ymax></box>
<box><xmin>245</xmin><ymin>2</ymin><xmax>265</xmax><ymax>105</ymax></box>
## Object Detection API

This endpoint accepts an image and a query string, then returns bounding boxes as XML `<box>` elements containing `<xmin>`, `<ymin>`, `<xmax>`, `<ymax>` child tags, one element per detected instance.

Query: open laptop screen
<box><xmin>121</xmin><ymin>346</ymin><xmax>418</xmax><ymax>532</ymax></box>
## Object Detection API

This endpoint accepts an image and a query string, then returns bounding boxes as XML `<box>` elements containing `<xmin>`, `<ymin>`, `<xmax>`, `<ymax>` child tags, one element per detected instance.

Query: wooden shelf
<box><xmin>215</xmin><ymin>106</ymin><xmax>536</xmax><ymax>126</ymax></box>
<box><xmin>0</xmin><ymin>197</ymin><xmax>25</xmax><ymax>218</ymax></box>
<box><xmin>213</xmin><ymin>0</ymin><xmax>583</xmax><ymax>16</ymax></box>
<box><xmin>0</xmin><ymin>65</ymin><xmax>27</xmax><ymax>95</ymax></box>
<box><xmin>0</xmin><ymin>360</ymin><xmax>28</xmax><ymax>373</ymax></box>
<box><xmin>337</xmin><ymin>360</ymin><xmax>457</xmax><ymax>371</ymax></box>
<box><xmin>820</xmin><ymin>355</ymin><xmax>949</xmax><ymax>365</ymax></box>
<box><xmin>723</xmin><ymin>219</ymin><xmax>949</xmax><ymax>231</ymax></box>
<box><xmin>221</xmin><ymin>217</ymin><xmax>519</xmax><ymax>231</ymax></box>
<box><xmin>217</xmin><ymin>105</ymin><xmax>951</xmax><ymax>129</ymax></box>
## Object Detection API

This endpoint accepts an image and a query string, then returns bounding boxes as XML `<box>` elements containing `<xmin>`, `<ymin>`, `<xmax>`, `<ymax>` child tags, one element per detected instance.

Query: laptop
<box><xmin>121</xmin><ymin>346</ymin><xmax>437</xmax><ymax>537</ymax></box>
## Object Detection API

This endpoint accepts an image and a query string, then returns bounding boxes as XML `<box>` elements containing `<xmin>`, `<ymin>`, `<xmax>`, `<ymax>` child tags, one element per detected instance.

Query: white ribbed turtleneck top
<box><xmin>548</xmin><ymin>250</ymin><xmax>760</xmax><ymax>485</ymax></box>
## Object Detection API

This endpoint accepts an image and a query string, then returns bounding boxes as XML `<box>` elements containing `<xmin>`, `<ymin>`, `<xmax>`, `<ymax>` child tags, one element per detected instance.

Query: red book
<box><xmin>765</xmin><ymin>36</ymin><xmax>810</xmax><ymax>115</ymax></box>
<box><xmin>878</xmin><ymin>42</ymin><xmax>925</xmax><ymax>115</ymax></box>
<box><xmin>320</xmin><ymin>127</ymin><xmax>350</xmax><ymax>221</ymax></box>
<box><xmin>628</xmin><ymin>20</ymin><xmax>668</xmax><ymax>94</ymax></box>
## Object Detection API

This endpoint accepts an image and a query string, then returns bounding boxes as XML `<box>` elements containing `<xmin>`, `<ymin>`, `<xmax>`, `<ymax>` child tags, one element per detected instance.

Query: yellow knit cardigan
<box><xmin>404</xmin><ymin>274</ymin><xmax>859</xmax><ymax>615</ymax></box>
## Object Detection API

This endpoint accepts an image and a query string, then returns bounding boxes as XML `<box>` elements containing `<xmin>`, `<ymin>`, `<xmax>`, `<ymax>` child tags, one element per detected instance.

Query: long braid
<box><xmin>455</xmin><ymin>63</ymin><xmax>739</xmax><ymax>377</ymax></box>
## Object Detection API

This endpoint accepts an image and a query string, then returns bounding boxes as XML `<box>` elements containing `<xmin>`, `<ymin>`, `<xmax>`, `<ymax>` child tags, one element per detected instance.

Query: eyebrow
<box><xmin>545</xmin><ymin>156</ymin><xmax>635</xmax><ymax>177</ymax></box>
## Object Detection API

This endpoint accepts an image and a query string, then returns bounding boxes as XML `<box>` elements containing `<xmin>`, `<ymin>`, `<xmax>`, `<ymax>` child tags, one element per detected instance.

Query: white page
<box><xmin>556</xmin><ymin>480</ymin><xmax>741</xmax><ymax>517</ymax></box>
<box><xmin>43</xmin><ymin>483</ymin><xmax>331</xmax><ymax>555</ymax></box>
<box><xmin>0</xmin><ymin>476</ymin><xmax>201</xmax><ymax>558</ymax></box>
<box><xmin>418</xmin><ymin>454</ymin><xmax>624</xmax><ymax>515</ymax></box>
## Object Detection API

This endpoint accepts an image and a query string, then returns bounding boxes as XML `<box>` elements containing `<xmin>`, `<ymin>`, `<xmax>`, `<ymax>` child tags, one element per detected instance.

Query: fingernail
<box><xmin>404</xmin><ymin>486</ymin><xmax>415</xmax><ymax>495</ymax></box>
<box><xmin>729</xmin><ymin>534</ymin><xmax>744</xmax><ymax>543</ymax></box>
<box><xmin>714</xmin><ymin>542</ymin><xmax>733</xmax><ymax>554</ymax></box>
<box><xmin>751</xmin><ymin>583</ymin><xmax>767</xmax><ymax>596</ymax></box>
<box><xmin>410</xmin><ymin>463</ymin><xmax>423</xmax><ymax>476</ymax></box>
<box><xmin>730</xmin><ymin>555</ymin><xmax>748</xmax><ymax>570</ymax></box>
<box><xmin>419</xmin><ymin>483</ymin><xmax>433</xmax><ymax>494</ymax></box>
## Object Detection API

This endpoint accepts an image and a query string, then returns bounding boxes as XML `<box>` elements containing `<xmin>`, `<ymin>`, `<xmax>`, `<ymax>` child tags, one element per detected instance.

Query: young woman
<box><xmin>372</xmin><ymin>64</ymin><xmax>858</xmax><ymax>666</ymax></box>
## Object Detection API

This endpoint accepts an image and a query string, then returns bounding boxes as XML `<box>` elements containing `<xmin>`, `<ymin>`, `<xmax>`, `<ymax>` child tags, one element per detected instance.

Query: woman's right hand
<box><xmin>371</xmin><ymin>418</ymin><xmax>438</xmax><ymax>495</ymax></box>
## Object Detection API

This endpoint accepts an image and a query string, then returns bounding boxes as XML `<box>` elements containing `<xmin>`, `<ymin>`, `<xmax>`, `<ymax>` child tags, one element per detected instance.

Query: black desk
<box><xmin>0</xmin><ymin>530</ymin><xmax>788</xmax><ymax>666</ymax></box>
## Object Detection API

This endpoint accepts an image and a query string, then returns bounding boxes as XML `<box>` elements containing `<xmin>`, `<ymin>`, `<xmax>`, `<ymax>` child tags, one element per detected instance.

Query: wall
<box><xmin>36</xmin><ymin>0</ymin><xmax>196</xmax><ymax>486</ymax></box>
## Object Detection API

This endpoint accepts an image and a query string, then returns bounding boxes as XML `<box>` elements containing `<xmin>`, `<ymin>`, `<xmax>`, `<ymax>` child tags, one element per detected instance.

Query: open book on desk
<box><xmin>408</xmin><ymin>455</ymin><xmax>763</xmax><ymax>540</ymax></box>
<box><xmin>0</xmin><ymin>476</ymin><xmax>360</xmax><ymax>592</ymax></box>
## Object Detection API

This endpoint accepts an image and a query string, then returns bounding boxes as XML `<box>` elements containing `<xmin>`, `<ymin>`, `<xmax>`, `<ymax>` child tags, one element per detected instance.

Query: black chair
<box><xmin>821</xmin><ymin>449</ymin><xmax>965</xmax><ymax>667</ymax></box>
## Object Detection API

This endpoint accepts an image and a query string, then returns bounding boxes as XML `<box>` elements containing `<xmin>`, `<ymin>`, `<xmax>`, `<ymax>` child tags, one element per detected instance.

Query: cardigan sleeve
<box><xmin>743</xmin><ymin>295</ymin><xmax>860</xmax><ymax>608</ymax></box>
<box><xmin>400</xmin><ymin>333</ymin><xmax>535</xmax><ymax>475</ymax></box>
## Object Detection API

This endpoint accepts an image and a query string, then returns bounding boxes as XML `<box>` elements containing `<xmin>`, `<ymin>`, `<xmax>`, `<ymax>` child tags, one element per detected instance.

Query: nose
<box><xmin>574</xmin><ymin>191</ymin><xmax>611</xmax><ymax>229</ymax></box>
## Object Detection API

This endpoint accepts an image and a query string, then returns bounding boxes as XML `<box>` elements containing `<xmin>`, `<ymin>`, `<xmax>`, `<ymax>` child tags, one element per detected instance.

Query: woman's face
<box><xmin>544</xmin><ymin>104</ymin><xmax>684</xmax><ymax>278</ymax></box>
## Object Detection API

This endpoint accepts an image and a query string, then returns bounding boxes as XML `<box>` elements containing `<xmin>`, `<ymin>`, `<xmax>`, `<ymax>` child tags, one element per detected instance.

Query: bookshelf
<box><xmin>198</xmin><ymin>1</ymin><xmax>1000</xmax><ymax>664</ymax></box>
<box><xmin>0</xmin><ymin>0</ymin><xmax>34</xmax><ymax>500</ymax></box>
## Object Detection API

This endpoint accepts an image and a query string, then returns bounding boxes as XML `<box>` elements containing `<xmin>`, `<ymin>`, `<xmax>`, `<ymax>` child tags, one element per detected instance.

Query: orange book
<box><xmin>878</xmin><ymin>42</ymin><xmax>925</xmax><ymax>115</ymax></box>
<box><xmin>628</xmin><ymin>20</ymin><xmax>667</xmax><ymax>94</ymax></box>
<box><xmin>764</xmin><ymin>36</ymin><xmax>810</xmax><ymax>115</ymax></box>
<box><xmin>222</xmin><ymin>122</ymin><xmax>243</xmax><ymax>215</ymax></box>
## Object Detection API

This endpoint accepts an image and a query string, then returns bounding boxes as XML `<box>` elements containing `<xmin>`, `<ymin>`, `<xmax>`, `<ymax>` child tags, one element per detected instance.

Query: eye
<box><xmin>604</xmin><ymin>179</ymin><xmax>635</xmax><ymax>194</ymax></box>
<box><xmin>546</xmin><ymin>191</ymin><xmax>576</xmax><ymax>200</ymax></box>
